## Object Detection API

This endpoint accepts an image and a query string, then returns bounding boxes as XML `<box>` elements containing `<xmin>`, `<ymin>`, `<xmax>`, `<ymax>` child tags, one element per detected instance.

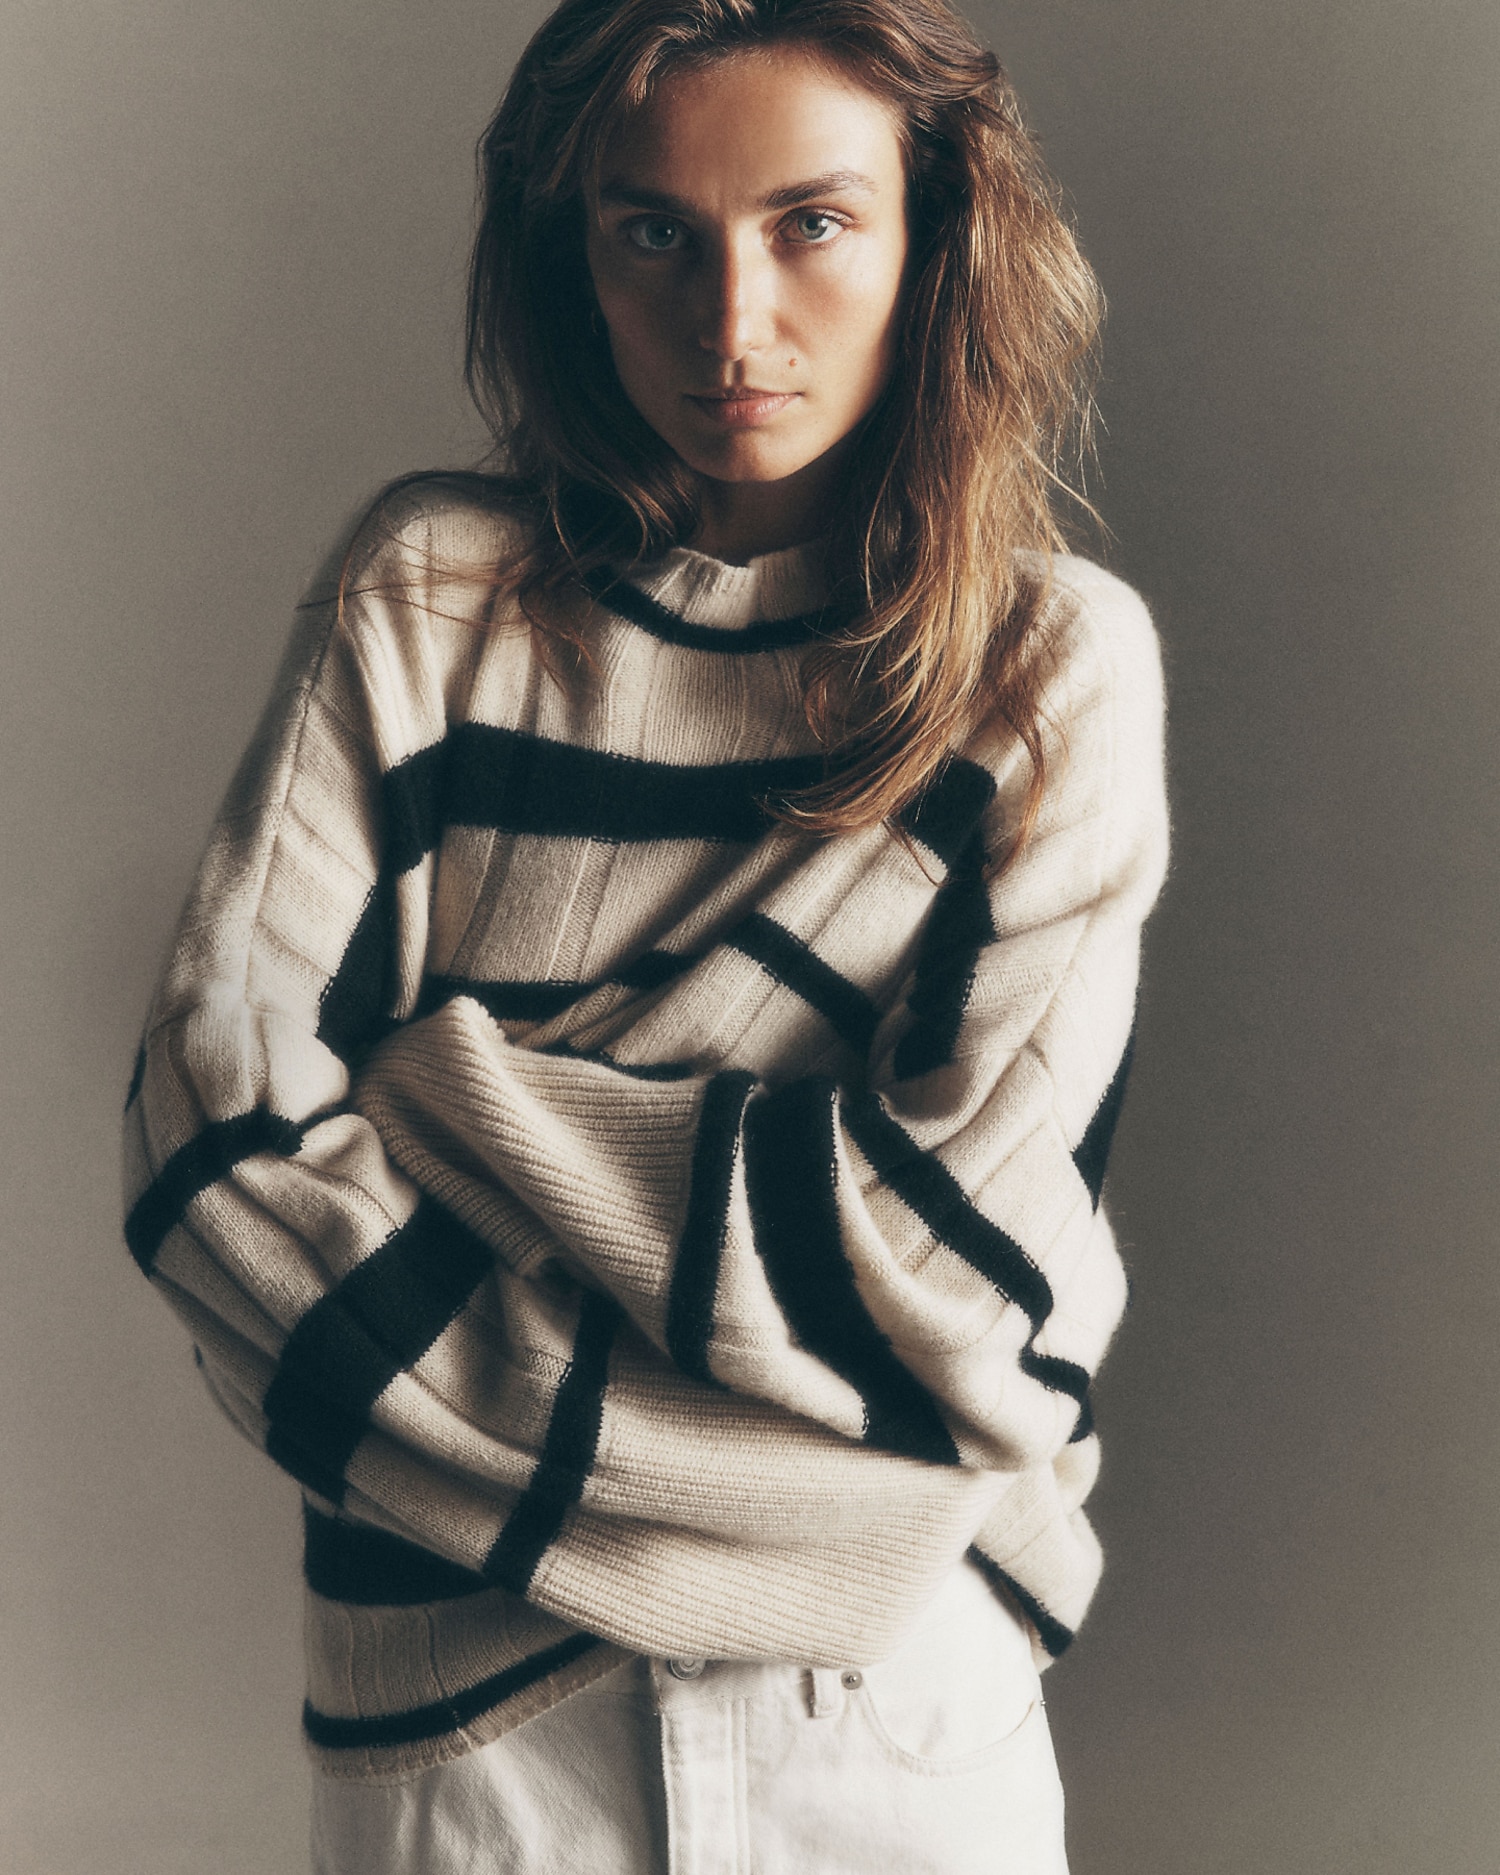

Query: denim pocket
<box><xmin>854</xmin><ymin>1681</ymin><xmax>1044</xmax><ymax>1776</ymax></box>
<box><xmin>851</xmin><ymin>1561</ymin><xmax>1044</xmax><ymax>1772</ymax></box>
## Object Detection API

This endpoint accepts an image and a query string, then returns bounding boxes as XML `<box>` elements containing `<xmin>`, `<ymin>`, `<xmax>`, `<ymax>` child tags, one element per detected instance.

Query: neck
<box><xmin>690</xmin><ymin>445</ymin><xmax>846</xmax><ymax>564</ymax></box>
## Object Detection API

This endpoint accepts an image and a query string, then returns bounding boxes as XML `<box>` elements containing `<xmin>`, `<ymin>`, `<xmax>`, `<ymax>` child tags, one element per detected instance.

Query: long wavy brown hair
<box><xmin>390</xmin><ymin>0</ymin><xmax>1102</xmax><ymax>845</ymax></box>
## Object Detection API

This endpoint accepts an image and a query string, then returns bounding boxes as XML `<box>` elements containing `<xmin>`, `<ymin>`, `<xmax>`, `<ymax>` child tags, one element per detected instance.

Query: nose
<box><xmin>695</xmin><ymin>233</ymin><xmax>776</xmax><ymax>362</ymax></box>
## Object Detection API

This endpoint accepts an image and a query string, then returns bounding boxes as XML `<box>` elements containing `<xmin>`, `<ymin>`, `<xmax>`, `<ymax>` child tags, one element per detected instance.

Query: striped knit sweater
<box><xmin>123</xmin><ymin>484</ymin><xmax>1168</xmax><ymax>1780</ymax></box>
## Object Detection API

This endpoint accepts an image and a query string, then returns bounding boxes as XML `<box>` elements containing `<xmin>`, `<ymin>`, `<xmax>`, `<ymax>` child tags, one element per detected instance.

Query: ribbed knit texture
<box><xmin>123</xmin><ymin>484</ymin><xmax>1168</xmax><ymax>1780</ymax></box>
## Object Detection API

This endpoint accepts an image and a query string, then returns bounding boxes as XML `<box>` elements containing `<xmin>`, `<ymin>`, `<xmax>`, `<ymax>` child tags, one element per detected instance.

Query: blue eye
<box><xmin>627</xmin><ymin>218</ymin><xmax>685</xmax><ymax>252</ymax></box>
<box><xmin>788</xmin><ymin>212</ymin><xmax>839</xmax><ymax>243</ymax></box>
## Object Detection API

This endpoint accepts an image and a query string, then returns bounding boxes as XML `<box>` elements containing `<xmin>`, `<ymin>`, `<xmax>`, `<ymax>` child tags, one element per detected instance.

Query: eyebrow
<box><xmin>597</xmin><ymin>171</ymin><xmax>880</xmax><ymax>215</ymax></box>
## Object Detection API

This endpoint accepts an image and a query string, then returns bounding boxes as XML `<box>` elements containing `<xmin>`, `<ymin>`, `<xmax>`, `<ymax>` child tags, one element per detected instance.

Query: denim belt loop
<box><xmin>807</xmin><ymin>1666</ymin><xmax>845</xmax><ymax>1719</ymax></box>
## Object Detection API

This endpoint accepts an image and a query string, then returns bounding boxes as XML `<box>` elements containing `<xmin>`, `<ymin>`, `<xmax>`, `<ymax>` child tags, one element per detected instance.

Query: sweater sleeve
<box><xmin>121</xmin><ymin>516</ymin><xmax>509</xmax><ymax>1516</ymax></box>
<box><xmin>353</xmin><ymin>563</ymin><xmax>1169</xmax><ymax>1474</ymax></box>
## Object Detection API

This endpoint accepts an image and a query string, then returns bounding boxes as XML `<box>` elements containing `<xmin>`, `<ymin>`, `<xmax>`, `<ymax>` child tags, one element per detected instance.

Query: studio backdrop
<box><xmin>1</xmin><ymin>2</ymin><xmax>1496</xmax><ymax>1870</ymax></box>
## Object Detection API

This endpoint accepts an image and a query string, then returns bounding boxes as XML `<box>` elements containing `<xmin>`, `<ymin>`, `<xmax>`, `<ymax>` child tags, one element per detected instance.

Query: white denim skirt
<box><xmin>310</xmin><ymin>1559</ymin><xmax>1068</xmax><ymax>1875</ymax></box>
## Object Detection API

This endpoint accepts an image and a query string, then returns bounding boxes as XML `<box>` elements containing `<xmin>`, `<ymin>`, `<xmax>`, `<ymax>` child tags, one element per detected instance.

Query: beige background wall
<box><xmin>2</xmin><ymin>2</ymin><xmax>1495</xmax><ymax>1870</ymax></box>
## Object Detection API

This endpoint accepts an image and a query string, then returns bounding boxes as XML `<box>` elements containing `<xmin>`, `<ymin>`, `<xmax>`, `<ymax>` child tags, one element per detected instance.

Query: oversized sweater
<box><xmin>123</xmin><ymin>483</ymin><xmax>1168</xmax><ymax>1781</ymax></box>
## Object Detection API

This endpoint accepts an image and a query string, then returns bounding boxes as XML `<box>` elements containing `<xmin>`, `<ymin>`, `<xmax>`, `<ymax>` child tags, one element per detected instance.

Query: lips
<box><xmin>686</xmin><ymin>389</ymin><xmax>800</xmax><ymax>427</ymax></box>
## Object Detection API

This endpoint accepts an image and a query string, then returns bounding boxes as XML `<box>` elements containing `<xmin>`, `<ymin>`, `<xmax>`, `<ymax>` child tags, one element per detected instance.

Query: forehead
<box><xmin>594</xmin><ymin>45</ymin><xmax>906</xmax><ymax>207</ymax></box>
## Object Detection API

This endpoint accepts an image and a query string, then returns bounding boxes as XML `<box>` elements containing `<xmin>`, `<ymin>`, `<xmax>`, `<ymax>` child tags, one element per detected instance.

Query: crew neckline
<box><xmin>622</xmin><ymin>539</ymin><xmax>829</xmax><ymax>631</ymax></box>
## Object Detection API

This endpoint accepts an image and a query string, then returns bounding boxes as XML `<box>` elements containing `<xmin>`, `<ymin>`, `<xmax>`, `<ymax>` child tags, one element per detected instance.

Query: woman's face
<box><xmin>585</xmin><ymin>46</ymin><xmax>910</xmax><ymax>549</ymax></box>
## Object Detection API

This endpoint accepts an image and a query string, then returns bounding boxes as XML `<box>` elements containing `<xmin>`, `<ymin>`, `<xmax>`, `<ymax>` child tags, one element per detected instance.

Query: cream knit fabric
<box><xmin>123</xmin><ymin>483</ymin><xmax>1168</xmax><ymax>1780</ymax></box>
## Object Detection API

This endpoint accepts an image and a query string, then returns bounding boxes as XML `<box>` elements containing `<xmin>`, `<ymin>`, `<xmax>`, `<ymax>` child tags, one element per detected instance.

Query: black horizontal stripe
<box><xmin>842</xmin><ymin>1090</ymin><xmax>1052</xmax><ymax>1321</ymax></box>
<box><xmin>584</xmin><ymin>567</ymin><xmax>826</xmax><ymax>653</ymax></box>
<box><xmin>302</xmin><ymin>1631</ymin><xmax>605</xmax><ymax>1751</ymax></box>
<box><xmin>302</xmin><ymin>1503</ymin><xmax>490</xmax><ymax>1606</ymax></box>
<box><xmin>613</xmin><ymin>948</ymin><xmax>698</xmax><ymax>991</ymax></box>
<box><xmin>893</xmin><ymin>827</ymin><xmax>997</xmax><ymax>1082</ymax></box>
<box><xmin>316</xmin><ymin>742</ymin><xmax>441</xmax><ymax>1054</ymax></box>
<box><xmin>380</xmin><ymin>724</ymin><xmax>824</xmax><ymax>873</ymax></box>
<box><xmin>727</xmin><ymin>913</ymin><xmax>881</xmax><ymax>1056</ymax></box>
<box><xmin>744</xmin><ymin>1078</ymin><xmax>959</xmax><ymax>1466</ymax></box>
<box><xmin>262</xmin><ymin>1197</ymin><xmax>493</xmax><ymax>1505</ymax></box>
<box><xmin>418</xmin><ymin>945</ymin><xmax>700</xmax><ymax>1027</ymax></box>
<box><xmin>1019</xmin><ymin>1347</ymin><xmax>1092</xmax><ymax>1411</ymax></box>
<box><xmin>842</xmin><ymin>1090</ymin><xmax>1096</xmax><ymax>1422</ymax></box>
<box><xmin>484</xmin><ymin>1288</ymin><xmax>622</xmax><ymax>1597</ymax></box>
<box><xmin>444</xmin><ymin>722</ymin><xmax>824</xmax><ymax>845</ymax></box>
<box><xmin>898</xmin><ymin>759</ymin><xmax>996</xmax><ymax>870</ymax></box>
<box><xmin>1072</xmin><ymin>1030</ymin><xmax>1136</xmax><ymax>1208</ymax></box>
<box><xmin>1068</xmin><ymin>1392</ymin><xmax>1095</xmax><ymax>1444</ymax></box>
<box><xmin>383</xmin><ymin>737</ymin><xmax>447</xmax><ymax>876</ymax></box>
<box><xmin>965</xmin><ymin>1548</ymin><xmax>1076</xmax><ymax>1659</ymax></box>
<box><xmin>318</xmin><ymin>872</ymin><xmax>401</xmax><ymax>1063</ymax></box>
<box><xmin>667</xmin><ymin>1070</ymin><xmax>757</xmax><ymax>1386</ymax></box>
<box><xmin>126</xmin><ymin>1106</ymin><xmax>306</xmax><ymax>1277</ymax></box>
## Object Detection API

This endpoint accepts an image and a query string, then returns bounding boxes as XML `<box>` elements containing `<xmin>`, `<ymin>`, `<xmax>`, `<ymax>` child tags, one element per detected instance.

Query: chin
<box><xmin>678</xmin><ymin>435</ymin><xmax>818</xmax><ymax>487</ymax></box>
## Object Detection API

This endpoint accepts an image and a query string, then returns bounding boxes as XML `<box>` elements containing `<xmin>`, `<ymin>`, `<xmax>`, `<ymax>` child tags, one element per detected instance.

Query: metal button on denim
<box><xmin>841</xmin><ymin>1670</ymin><xmax>863</xmax><ymax>1690</ymax></box>
<box><xmin>667</xmin><ymin>1657</ymin><xmax>706</xmax><ymax>1680</ymax></box>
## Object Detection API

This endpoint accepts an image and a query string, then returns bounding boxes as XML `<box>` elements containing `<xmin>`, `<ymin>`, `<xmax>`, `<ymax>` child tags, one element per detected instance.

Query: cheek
<box><xmin>588</xmin><ymin>244</ymin><xmax>667</xmax><ymax>368</ymax></box>
<box><xmin>806</xmin><ymin>233</ymin><xmax>907</xmax><ymax>368</ymax></box>
<box><xmin>815</xmin><ymin>266</ymin><xmax>905</xmax><ymax>391</ymax></box>
<box><xmin>594</xmin><ymin>283</ymin><xmax>679</xmax><ymax>387</ymax></box>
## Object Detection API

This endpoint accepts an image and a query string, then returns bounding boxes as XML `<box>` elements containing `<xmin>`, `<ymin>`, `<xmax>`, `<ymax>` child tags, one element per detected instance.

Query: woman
<box><xmin>124</xmin><ymin>1</ymin><xmax>1167</xmax><ymax>1869</ymax></box>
